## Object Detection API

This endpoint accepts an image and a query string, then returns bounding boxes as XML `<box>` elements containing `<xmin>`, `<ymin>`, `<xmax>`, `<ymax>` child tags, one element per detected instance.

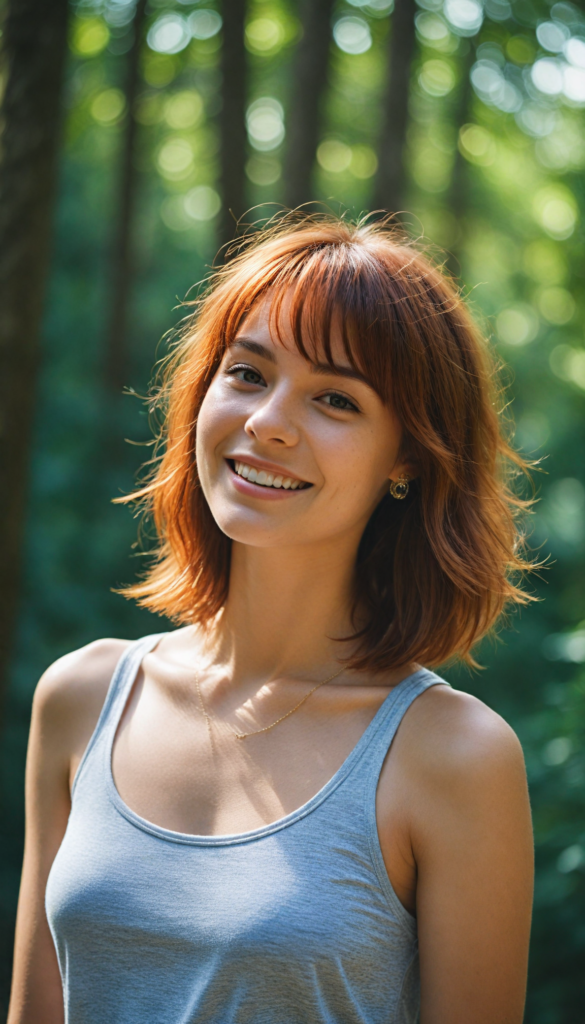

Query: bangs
<box><xmin>209</xmin><ymin>232</ymin><xmax>408</xmax><ymax>406</ymax></box>
<box><xmin>268</xmin><ymin>247</ymin><xmax>392</xmax><ymax>402</ymax></box>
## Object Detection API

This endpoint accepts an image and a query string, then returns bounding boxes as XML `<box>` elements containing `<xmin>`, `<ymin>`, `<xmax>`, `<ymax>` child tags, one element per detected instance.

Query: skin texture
<box><xmin>9</xmin><ymin>297</ymin><xmax>533</xmax><ymax>1024</ymax></box>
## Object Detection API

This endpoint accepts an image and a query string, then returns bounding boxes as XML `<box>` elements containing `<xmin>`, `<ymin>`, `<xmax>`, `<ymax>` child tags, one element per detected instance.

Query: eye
<box><xmin>226</xmin><ymin>363</ymin><xmax>265</xmax><ymax>386</ymax></box>
<box><xmin>320</xmin><ymin>392</ymin><xmax>359</xmax><ymax>412</ymax></box>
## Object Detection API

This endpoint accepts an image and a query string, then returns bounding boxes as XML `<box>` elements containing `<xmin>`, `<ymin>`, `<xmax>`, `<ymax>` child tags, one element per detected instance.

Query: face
<box><xmin>196</xmin><ymin>293</ymin><xmax>410</xmax><ymax>552</ymax></box>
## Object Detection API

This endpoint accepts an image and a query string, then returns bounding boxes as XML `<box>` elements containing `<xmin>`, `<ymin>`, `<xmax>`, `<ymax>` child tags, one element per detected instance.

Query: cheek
<box><xmin>322</xmin><ymin>426</ymin><xmax>395</xmax><ymax>496</ymax></box>
<box><xmin>195</xmin><ymin>381</ymin><xmax>233</xmax><ymax>483</ymax></box>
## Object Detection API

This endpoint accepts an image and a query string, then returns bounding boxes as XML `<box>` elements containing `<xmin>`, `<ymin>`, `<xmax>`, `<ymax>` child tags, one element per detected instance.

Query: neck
<box><xmin>208</xmin><ymin>535</ymin><xmax>360</xmax><ymax>682</ymax></box>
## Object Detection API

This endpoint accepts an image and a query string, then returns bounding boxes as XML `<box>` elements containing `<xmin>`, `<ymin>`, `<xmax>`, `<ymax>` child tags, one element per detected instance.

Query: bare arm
<box><xmin>378</xmin><ymin>687</ymin><xmax>533</xmax><ymax>1024</ymax></box>
<box><xmin>7</xmin><ymin>639</ymin><xmax>129</xmax><ymax>1024</ymax></box>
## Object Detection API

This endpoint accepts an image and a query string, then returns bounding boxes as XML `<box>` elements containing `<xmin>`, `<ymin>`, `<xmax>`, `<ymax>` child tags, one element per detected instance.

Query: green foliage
<box><xmin>2</xmin><ymin>0</ymin><xmax>585</xmax><ymax>1017</ymax></box>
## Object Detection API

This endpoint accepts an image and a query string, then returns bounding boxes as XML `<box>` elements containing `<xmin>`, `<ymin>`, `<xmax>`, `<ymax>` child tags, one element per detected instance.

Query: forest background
<box><xmin>0</xmin><ymin>0</ymin><xmax>584</xmax><ymax>1018</ymax></box>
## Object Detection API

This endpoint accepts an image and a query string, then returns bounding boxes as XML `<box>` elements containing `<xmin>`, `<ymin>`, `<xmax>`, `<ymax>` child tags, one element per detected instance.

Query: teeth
<box><xmin>232</xmin><ymin>461</ymin><xmax>305</xmax><ymax>491</ymax></box>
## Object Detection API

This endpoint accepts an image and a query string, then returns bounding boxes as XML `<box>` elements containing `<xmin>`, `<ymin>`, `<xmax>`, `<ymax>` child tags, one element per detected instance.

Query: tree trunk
<box><xmin>0</xmin><ymin>0</ymin><xmax>69</xmax><ymax>705</ymax></box>
<box><xmin>283</xmin><ymin>0</ymin><xmax>336</xmax><ymax>211</ymax></box>
<box><xmin>104</xmin><ymin>0</ymin><xmax>148</xmax><ymax>393</ymax></box>
<box><xmin>446</xmin><ymin>42</ymin><xmax>474</xmax><ymax>276</ymax></box>
<box><xmin>218</xmin><ymin>0</ymin><xmax>247</xmax><ymax>250</ymax></box>
<box><xmin>373</xmin><ymin>0</ymin><xmax>417</xmax><ymax>215</ymax></box>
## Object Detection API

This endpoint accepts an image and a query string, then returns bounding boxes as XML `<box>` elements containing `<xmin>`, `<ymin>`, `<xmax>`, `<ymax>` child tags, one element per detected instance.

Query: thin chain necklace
<box><xmin>195</xmin><ymin>665</ymin><xmax>345</xmax><ymax>740</ymax></box>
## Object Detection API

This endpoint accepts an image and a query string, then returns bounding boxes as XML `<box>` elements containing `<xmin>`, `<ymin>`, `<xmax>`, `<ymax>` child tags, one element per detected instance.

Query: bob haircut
<box><xmin>121</xmin><ymin>214</ymin><xmax>534</xmax><ymax>671</ymax></box>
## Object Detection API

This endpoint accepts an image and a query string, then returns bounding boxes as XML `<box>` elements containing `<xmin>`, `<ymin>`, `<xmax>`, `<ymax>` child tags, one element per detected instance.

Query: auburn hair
<box><xmin>120</xmin><ymin>213</ymin><xmax>535</xmax><ymax>671</ymax></box>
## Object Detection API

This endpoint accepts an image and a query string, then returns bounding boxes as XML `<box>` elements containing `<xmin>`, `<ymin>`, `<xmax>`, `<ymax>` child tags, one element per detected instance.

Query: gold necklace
<box><xmin>195</xmin><ymin>665</ymin><xmax>345</xmax><ymax>740</ymax></box>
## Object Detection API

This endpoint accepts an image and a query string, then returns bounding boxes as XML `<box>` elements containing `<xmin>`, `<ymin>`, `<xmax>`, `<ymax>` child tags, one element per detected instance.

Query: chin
<box><xmin>210</xmin><ymin>505</ymin><xmax>291</xmax><ymax>548</ymax></box>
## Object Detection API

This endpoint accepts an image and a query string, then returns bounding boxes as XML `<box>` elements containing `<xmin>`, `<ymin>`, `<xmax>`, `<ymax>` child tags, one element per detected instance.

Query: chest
<box><xmin>103</xmin><ymin>670</ymin><xmax>417</xmax><ymax>915</ymax></box>
<box><xmin>111</xmin><ymin>673</ymin><xmax>383</xmax><ymax>836</ymax></box>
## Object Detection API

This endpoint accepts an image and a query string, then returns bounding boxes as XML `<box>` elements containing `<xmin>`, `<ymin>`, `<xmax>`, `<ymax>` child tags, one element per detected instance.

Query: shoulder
<box><xmin>389</xmin><ymin>679</ymin><xmax>532</xmax><ymax>823</ymax></box>
<box><xmin>32</xmin><ymin>639</ymin><xmax>132</xmax><ymax>756</ymax></box>
<box><xmin>35</xmin><ymin>638</ymin><xmax>131</xmax><ymax>717</ymax></box>
<box><xmin>381</xmin><ymin>681</ymin><xmax>527</xmax><ymax>821</ymax></box>
<box><xmin>405</xmin><ymin>682</ymin><xmax>524</xmax><ymax>777</ymax></box>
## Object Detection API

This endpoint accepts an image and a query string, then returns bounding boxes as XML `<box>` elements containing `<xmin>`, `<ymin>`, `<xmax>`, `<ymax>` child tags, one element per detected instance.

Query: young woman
<box><xmin>9</xmin><ymin>216</ymin><xmax>534</xmax><ymax>1024</ymax></box>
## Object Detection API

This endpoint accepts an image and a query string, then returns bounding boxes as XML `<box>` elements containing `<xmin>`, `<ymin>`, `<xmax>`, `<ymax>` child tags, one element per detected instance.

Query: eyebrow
<box><xmin>229</xmin><ymin>337</ymin><xmax>373</xmax><ymax>389</ymax></box>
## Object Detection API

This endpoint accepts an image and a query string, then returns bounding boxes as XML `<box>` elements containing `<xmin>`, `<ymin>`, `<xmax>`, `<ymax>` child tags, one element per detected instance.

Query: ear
<box><xmin>389</xmin><ymin>457</ymin><xmax>419</xmax><ymax>484</ymax></box>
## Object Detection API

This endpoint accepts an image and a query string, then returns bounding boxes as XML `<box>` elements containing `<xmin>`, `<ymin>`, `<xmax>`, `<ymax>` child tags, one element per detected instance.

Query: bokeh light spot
<box><xmin>531</xmin><ymin>58</ymin><xmax>564</xmax><ymax>95</ymax></box>
<box><xmin>347</xmin><ymin>0</ymin><xmax>394</xmax><ymax>9</ymax></box>
<box><xmin>443</xmin><ymin>0</ymin><xmax>483</xmax><ymax>36</ymax></box>
<box><xmin>147</xmin><ymin>14</ymin><xmax>191</xmax><ymax>55</ymax></box>
<box><xmin>188</xmin><ymin>10</ymin><xmax>222</xmax><ymax>40</ymax></box>
<box><xmin>161</xmin><ymin>186</ymin><xmax>220</xmax><ymax>230</ymax></box>
<box><xmin>536</xmin><ymin>20</ymin><xmax>570</xmax><ymax>53</ymax></box>
<box><xmin>415</xmin><ymin>12</ymin><xmax>450</xmax><ymax>44</ymax></box>
<box><xmin>157</xmin><ymin>138</ymin><xmax>194</xmax><ymax>179</ymax></box>
<box><xmin>317</xmin><ymin>139</ymin><xmax>353</xmax><ymax>173</ymax></box>
<box><xmin>563</xmin><ymin>65</ymin><xmax>585</xmax><ymax>104</ymax></box>
<box><xmin>245</xmin><ymin>17</ymin><xmax>285</xmax><ymax>55</ymax></box>
<box><xmin>71</xmin><ymin>18</ymin><xmax>110</xmax><ymax>58</ymax></box>
<box><xmin>484</xmin><ymin>0</ymin><xmax>511</xmax><ymax>21</ymax></box>
<box><xmin>458</xmin><ymin>124</ymin><xmax>496</xmax><ymax>165</ymax></box>
<box><xmin>363</xmin><ymin>0</ymin><xmax>394</xmax><ymax>12</ymax></box>
<box><xmin>543</xmin><ymin>736</ymin><xmax>572</xmax><ymax>764</ymax></box>
<box><xmin>533</xmin><ymin>186</ymin><xmax>578</xmax><ymax>239</ymax></box>
<box><xmin>161</xmin><ymin>196</ymin><xmax>191</xmax><ymax>232</ymax></box>
<box><xmin>350</xmin><ymin>145</ymin><xmax>378</xmax><ymax>178</ymax></box>
<box><xmin>557</xmin><ymin>845</ymin><xmax>584</xmax><ymax>874</ymax></box>
<box><xmin>546</xmin><ymin>477</ymin><xmax>585</xmax><ymax>544</ymax></box>
<box><xmin>550</xmin><ymin>346</ymin><xmax>585</xmax><ymax>390</ymax></box>
<box><xmin>164</xmin><ymin>91</ymin><xmax>204</xmax><ymax>130</ymax></box>
<box><xmin>246</xmin><ymin>98</ymin><xmax>285</xmax><ymax>152</ymax></box>
<box><xmin>471</xmin><ymin>59</ymin><xmax>523</xmax><ymax>111</ymax></box>
<box><xmin>333</xmin><ymin>17</ymin><xmax>372</xmax><ymax>55</ymax></box>
<box><xmin>245</xmin><ymin>157</ymin><xmax>282</xmax><ymax>185</ymax></box>
<box><xmin>565</xmin><ymin>36</ymin><xmax>585</xmax><ymax>69</ymax></box>
<box><xmin>537</xmin><ymin>286</ymin><xmax>575</xmax><ymax>324</ymax></box>
<box><xmin>496</xmin><ymin>305</ymin><xmax>539</xmax><ymax>345</ymax></box>
<box><xmin>184</xmin><ymin>185</ymin><xmax>221</xmax><ymax>220</ymax></box>
<box><xmin>91</xmin><ymin>88</ymin><xmax>126</xmax><ymax>125</ymax></box>
<box><xmin>419</xmin><ymin>59</ymin><xmax>456</xmax><ymax>96</ymax></box>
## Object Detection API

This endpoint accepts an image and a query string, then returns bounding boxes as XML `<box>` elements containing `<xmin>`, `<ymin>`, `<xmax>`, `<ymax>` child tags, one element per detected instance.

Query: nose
<box><xmin>244</xmin><ymin>384</ymin><xmax>300</xmax><ymax>447</ymax></box>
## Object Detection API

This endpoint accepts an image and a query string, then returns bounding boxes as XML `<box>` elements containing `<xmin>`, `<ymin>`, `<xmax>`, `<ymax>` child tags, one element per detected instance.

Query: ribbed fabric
<box><xmin>46</xmin><ymin>633</ymin><xmax>449</xmax><ymax>1024</ymax></box>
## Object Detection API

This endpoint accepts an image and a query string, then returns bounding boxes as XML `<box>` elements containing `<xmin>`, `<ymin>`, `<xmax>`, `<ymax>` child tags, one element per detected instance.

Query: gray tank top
<box><xmin>46</xmin><ymin>633</ymin><xmax>449</xmax><ymax>1024</ymax></box>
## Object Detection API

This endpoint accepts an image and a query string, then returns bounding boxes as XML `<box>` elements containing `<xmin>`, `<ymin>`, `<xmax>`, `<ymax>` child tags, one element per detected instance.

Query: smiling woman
<box><xmin>122</xmin><ymin>214</ymin><xmax>534</xmax><ymax>670</ymax></box>
<box><xmin>9</xmin><ymin>214</ymin><xmax>535</xmax><ymax>1024</ymax></box>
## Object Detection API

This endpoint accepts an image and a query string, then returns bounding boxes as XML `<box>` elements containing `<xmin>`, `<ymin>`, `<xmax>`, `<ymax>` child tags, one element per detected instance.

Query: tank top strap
<box><xmin>358</xmin><ymin>668</ymin><xmax>450</xmax><ymax>776</ymax></box>
<box><xmin>341</xmin><ymin>668</ymin><xmax>450</xmax><ymax>800</ymax></box>
<box><xmin>341</xmin><ymin>668</ymin><xmax>450</xmax><ymax>916</ymax></box>
<box><xmin>71</xmin><ymin>632</ymin><xmax>167</xmax><ymax>798</ymax></box>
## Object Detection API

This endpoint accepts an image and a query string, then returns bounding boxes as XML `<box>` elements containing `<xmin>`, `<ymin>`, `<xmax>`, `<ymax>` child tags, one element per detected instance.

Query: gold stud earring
<box><xmin>389</xmin><ymin>475</ymin><xmax>410</xmax><ymax>499</ymax></box>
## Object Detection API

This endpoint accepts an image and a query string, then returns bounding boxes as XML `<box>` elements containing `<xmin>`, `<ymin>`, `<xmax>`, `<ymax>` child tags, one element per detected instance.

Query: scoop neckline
<box><xmin>106</xmin><ymin>640</ymin><xmax>429</xmax><ymax>847</ymax></box>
